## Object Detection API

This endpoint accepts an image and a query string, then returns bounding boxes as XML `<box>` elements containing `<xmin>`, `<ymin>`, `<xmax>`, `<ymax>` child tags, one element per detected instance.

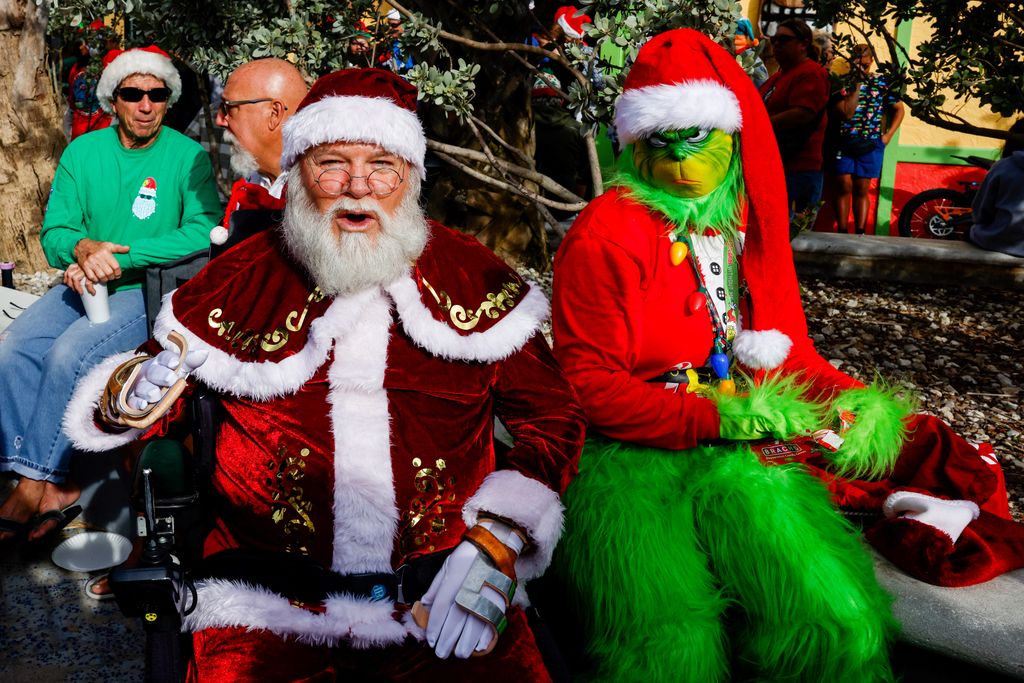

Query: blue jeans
<box><xmin>0</xmin><ymin>284</ymin><xmax>147</xmax><ymax>482</ymax></box>
<box><xmin>785</xmin><ymin>170</ymin><xmax>824</xmax><ymax>219</ymax></box>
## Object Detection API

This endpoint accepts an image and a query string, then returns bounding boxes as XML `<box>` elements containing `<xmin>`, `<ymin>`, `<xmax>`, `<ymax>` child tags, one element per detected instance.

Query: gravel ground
<box><xmin>13</xmin><ymin>269</ymin><xmax>1022</xmax><ymax>523</ymax></box>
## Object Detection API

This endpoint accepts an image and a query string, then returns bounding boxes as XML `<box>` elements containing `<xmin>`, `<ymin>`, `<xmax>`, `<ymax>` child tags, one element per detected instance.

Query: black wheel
<box><xmin>897</xmin><ymin>188</ymin><xmax>971</xmax><ymax>239</ymax></box>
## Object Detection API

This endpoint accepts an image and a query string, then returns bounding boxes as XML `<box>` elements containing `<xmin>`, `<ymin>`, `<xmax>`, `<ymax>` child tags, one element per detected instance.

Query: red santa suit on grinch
<box><xmin>66</xmin><ymin>69</ymin><xmax>584</xmax><ymax>682</ymax></box>
<box><xmin>553</xmin><ymin>28</ymin><xmax>1024</xmax><ymax>591</ymax></box>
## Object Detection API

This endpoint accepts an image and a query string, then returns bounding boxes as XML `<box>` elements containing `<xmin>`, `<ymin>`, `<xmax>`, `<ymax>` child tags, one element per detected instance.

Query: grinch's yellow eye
<box><xmin>686</xmin><ymin>130</ymin><xmax>710</xmax><ymax>143</ymax></box>
<box><xmin>647</xmin><ymin>134</ymin><xmax>669</xmax><ymax>148</ymax></box>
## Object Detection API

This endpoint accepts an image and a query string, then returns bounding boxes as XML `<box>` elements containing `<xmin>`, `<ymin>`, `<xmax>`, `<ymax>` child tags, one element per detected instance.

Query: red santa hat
<box><xmin>555</xmin><ymin>6</ymin><xmax>591</xmax><ymax>40</ymax></box>
<box><xmin>615</xmin><ymin>29</ymin><xmax>806</xmax><ymax>371</ymax></box>
<box><xmin>97</xmin><ymin>45</ymin><xmax>182</xmax><ymax>114</ymax></box>
<box><xmin>280</xmin><ymin>68</ymin><xmax>426</xmax><ymax>180</ymax></box>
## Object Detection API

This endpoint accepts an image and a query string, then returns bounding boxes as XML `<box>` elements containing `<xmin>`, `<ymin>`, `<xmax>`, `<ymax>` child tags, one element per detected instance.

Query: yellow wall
<box><xmin>743</xmin><ymin>1</ymin><xmax>1011</xmax><ymax>150</ymax></box>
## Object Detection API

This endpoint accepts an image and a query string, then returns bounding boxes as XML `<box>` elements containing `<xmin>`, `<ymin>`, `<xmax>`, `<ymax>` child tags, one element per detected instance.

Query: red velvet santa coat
<box><xmin>553</xmin><ymin>188</ymin><xmax>1024</xmax><ymax>586</ymax></box>
<box><xmin>67</xmin><ymin>222</ymin><xmax>585</xmax><ymax>645</ymax></box>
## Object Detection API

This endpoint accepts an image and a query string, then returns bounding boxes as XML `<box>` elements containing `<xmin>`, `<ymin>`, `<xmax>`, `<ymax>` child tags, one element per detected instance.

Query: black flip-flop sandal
<box><xmin>29</xmin><ymin>504</ymin><xmax>83</xmax><ymax>539</ymax></box>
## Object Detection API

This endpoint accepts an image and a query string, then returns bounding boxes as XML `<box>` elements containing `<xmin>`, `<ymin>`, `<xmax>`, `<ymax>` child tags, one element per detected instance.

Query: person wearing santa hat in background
<box><xmin>210</xmin><ymin>58</ymin><xmax>309</xmax><ymax>246</ymax></box>
<box><xmin>0</xmin><ymin>46</ymin><xmax>220</xmax><ymax>546</ymax></box>
<box><xmin>550</xmin><ymin>28</ymin><xmax>1024</xmax><ymax>682</ymax></box>
<box><xmin>65</xmin><ymin>67</ymin><xmax>584</xmax><ymax>680</ymax></box>
<box><xmin>531</xmin><ymin>6</ymin><xmax>597</xmax><ymax>217</ymax></box>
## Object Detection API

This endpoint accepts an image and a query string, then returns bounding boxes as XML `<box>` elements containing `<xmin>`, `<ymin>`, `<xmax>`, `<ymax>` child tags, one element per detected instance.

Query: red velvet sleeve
<box><xmin>492</xmin><ymin>333</ymin><xmax>586</xmax><ymax>495</ymax></box>
<box><xmin>552</xmin><ymin>228</ymin><xmax>721</xmax><ymax>450</ymax></box>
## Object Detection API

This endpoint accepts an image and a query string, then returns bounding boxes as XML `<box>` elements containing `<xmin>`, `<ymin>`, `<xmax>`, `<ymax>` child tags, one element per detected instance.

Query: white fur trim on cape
<box><xmin>63</xmin><ymin>351</ymin><xmax>145</xmax><ymax>452</ymax></box>
<box><xmin>615</xmin><ymin>81</ymin><xmax>742</xmax><ymax>144</ymax></box>
<box><xmin>152</xmin><ymin>289</ymin><xmax>378</xmax><ymax>401</ymax></box>
<box><xmin>280</xmin><ymin>96</ymin><xmax>426</xmax><ymax>179</ymax></box>
<box><xmin>463</xmin><ymin>470</ymin><xmax>564</xmax><ymax>580</ymax></box>
<box><xmin>733</xmin><ymin>329</ymin><xmax>792</xmax><ymax>370</ymax></box>
<box><xmin>883</xmin><ymin>491</ymin><xmax>980</xmax><ymax>543</ymax></box>
<box><xmin>386</xmin><ymin>276</ymin><xmax>549</xmax><ymax>364</ymax></box>
<box><xmin>182</xmin><ymin>579</ymin><xmax>420</xmax><ymax>648</ymax></box>
<box><xmin>326</xmin><ymin>291</ymin><xmax>398</xmax><ymax>573</ymax></box>
<box><xmin>97</xmin><ymin>49</ymin><xmax>182</xmax><ymax>114</ymax></box>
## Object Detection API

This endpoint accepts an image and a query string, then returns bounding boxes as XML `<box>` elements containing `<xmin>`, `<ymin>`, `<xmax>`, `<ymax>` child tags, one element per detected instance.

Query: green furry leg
<box><xmin>555</xmin><ymin>437</ymin><xmax>730</xmax><ymax>683</ymax></box>
<box><xmin>692</xmin><ymin>447</ymin><xmax>898</xmax><ymax>682</ymax></box>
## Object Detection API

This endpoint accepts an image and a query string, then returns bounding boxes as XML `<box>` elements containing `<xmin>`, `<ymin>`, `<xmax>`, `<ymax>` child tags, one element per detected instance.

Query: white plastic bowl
<box><xmin>51</xmin><ymin>531</ymin><xmax>132</xmax><ymax>572</ymax></box>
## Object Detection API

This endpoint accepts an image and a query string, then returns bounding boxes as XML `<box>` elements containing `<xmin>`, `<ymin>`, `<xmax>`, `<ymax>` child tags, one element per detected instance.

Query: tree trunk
<box><xmin>0</xmin><ymin>0</ymin><xmax>65</xmax><ymax>274</ymax></box>
<box><xmin>420</xmin><ymin>7</ymin><xmax>548</xmax><ymax>269</ymax></box>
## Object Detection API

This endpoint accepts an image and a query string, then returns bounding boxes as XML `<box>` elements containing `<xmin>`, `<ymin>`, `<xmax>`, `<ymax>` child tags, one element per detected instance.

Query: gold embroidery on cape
<box><xmin>207</xmin><ymin>287</ymin><xmax>324</xmax><ymax>354</ymax></box>
<box><xmin>265</xmin><ymin>445</ymin><xmax>314</xmax><ymax>555</ymax></box>
<box><xmin>420</xmin><ymin>275</ymin><xmax>523</xmax><ymax>331</ymax></box>
<box><xmin>400</xmin><ymin>457</ymin><xmax>456</xmax><ymax>556</ymax></box>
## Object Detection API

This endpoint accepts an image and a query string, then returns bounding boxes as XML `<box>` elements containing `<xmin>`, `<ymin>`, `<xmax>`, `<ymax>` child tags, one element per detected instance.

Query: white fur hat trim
<box><xmin>280</xmin><ymin>96</ymin><xmax>427</xmax><ymax>180</ymax></box>
<box><xmin>97</xmin><ymin>49</ymin><xmax>182</xmax><ymax>114</ymax></box>
<box><xmin>615</xmin><ymin>81</ymin><xmax>742</xmax><ymax>144</ymax></box>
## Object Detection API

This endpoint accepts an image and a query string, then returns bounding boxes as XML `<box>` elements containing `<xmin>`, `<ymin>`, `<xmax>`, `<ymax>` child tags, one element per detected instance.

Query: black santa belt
<box><xmin>648</xmin><ymin>366</ymin><xmax>714</xmax><ymax>385</ymax></box>
<box><xmin>195</xmin><ymin>548</ymin><xmax>451</xmax><ymax>605</ymax></box>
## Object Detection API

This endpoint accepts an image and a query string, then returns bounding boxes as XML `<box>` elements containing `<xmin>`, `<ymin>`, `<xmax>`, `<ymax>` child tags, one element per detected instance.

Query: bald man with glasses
<box><xmin>0</xmin><ymin>46</ymin><xmax>220</xmax><ymax>543</ymax></box>
<box><xmin>213</xmin><ymin>58</ymin><xmax>309</xmax><ymax>233</ymax></box>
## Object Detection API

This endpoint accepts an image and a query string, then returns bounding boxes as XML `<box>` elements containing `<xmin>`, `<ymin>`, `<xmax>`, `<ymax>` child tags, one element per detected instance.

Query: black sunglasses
<box><xmin>770</xmin><ymin>34</ymin><xmax>797</xmax><ymax>45</ymax></box>
<box><xmin>116</xmin><ymin>86</ymin><xmax>171</xmax><ymax>103</ymax></box>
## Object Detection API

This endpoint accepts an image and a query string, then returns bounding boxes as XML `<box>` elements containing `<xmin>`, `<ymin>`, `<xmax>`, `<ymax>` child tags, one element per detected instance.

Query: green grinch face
<box><xmin>632</xmin><ymin>128</ymin><xmax>734</xmax><ymax>198</ymax></box>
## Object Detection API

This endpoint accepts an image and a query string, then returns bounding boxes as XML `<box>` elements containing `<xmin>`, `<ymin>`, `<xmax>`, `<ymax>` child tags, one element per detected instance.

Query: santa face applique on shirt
<box><xmin>133</xmin><ymin>176</ymin><xmax>158</xmax><ymax>219</ymax></box>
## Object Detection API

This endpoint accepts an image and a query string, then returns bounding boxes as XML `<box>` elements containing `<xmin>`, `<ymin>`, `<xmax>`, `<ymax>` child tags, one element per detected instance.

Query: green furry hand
<box><xmin>714</xmin><ymin>375</ymin><xmax>823</xmax><ymax>441</ymax></box>
<box><xmin>828</xmin><ymin>384</ymin><xmax>916</xmax><ymax>480</ymax></box>
<box><xmin>718</xmin><ymin>413</ymin><xmax>779</xmax><ymax>441</ymax></box>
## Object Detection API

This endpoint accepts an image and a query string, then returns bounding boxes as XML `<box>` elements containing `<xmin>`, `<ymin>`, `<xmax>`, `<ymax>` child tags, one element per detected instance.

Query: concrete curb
<box><xmin>792</xmin><ymin>233</ymin><xmax>1024</xmax><ymax>289</ymax></box>
<box><xmin>875</xmin><ymin>553</ymin><xmax>1024</xmax><ymax>679</ymax></box>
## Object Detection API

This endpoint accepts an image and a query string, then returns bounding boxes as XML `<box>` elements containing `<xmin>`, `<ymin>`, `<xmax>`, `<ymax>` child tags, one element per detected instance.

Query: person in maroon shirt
<box><xmin>759</xmin><ymin>18</ymin><xmax>829</xmax><ymax>219</ymax></box>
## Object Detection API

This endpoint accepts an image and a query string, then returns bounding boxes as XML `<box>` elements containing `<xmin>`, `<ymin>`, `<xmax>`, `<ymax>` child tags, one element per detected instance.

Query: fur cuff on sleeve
<box><xmin>463</xmin><ymin>470</ymin><xmax>564</xmax><ymax>580</ymax></box>
<box><xmin>829</xmin><ymin>384</ymin><xmax>916</xmax><ymax>480</ymax></box>
<box><xmin>63</xmin><ymin>351</ymin><xmax>145</xmax><ymax>452</ymax></box>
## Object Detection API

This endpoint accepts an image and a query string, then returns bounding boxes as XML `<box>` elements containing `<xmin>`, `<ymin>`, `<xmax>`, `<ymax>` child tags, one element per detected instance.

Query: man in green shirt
<box><xmin>0</xmin><ymin>46</ymin><xmax>220</xmax><ymax>542</ymax></box>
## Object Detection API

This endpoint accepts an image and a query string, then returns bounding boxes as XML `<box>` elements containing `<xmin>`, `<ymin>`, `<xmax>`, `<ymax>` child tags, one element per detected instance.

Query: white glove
<box><xmin>420</xmin><ymin>519</ymin><xmax>525</xmax><ymax>659</ymax></box>
<box><xmin>126</xmin><ymin>348</ymin><xmax>208</xmax><ymax>411</ymax></box>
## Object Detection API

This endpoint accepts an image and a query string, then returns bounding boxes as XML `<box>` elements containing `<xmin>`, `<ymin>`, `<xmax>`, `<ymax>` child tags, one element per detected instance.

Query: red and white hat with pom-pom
<box><xmin>615</xmin><ymin>29</ymin><xmax>814</xmax><ymax>371</ymax></box>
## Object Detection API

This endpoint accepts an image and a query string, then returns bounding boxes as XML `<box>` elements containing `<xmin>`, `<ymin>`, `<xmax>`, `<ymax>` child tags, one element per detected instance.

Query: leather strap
<box><xmin>463</xmin><ymin>524</ymin><xmax>518</xmax><ymax>581</ymax></box>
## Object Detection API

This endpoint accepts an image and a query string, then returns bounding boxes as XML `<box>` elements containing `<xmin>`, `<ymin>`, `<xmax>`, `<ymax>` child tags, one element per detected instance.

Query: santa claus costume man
<box><xmin>66</xmin><ymin>68</ymin><xmax>585</xmax><ymax>681</ymax></box>
<box><xmin>551</xmin><ymin>29</ymin><xmax>1024</xmax><ymax>682</ymax></box>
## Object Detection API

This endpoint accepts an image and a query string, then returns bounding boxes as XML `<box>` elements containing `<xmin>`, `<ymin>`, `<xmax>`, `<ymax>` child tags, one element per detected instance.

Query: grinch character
<box><xmin>551</xmin><ymin>29</ymin><xmax>1024</xmax><ymax>682</ymax></box>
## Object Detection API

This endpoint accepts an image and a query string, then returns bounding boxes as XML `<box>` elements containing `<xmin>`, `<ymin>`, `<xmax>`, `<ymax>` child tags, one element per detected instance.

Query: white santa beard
<box><xmin>281</xmin><ymin>173</ymin><xmax>428</xmax><ymax>297</ymax></box>
<box><xmin>223</xmin><ymin>131</ymin><xmax>261</xmax><ymax>179</ymax></box>
<box><xmin>133</xmin><ymin>195</ymin><xmax>156</xmax><ymax>219</ymax></box>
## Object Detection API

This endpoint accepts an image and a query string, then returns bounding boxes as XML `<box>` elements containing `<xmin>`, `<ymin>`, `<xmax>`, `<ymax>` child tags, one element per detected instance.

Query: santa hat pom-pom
<box><xmin>733</xmin><ymin>329</ymin><xmax>792</xmax><ymax>370</ymax></box>
<box><xmin>210</xmin><ymin>225</ymin><xmax>229</xmax><ymax>246</ymax></box>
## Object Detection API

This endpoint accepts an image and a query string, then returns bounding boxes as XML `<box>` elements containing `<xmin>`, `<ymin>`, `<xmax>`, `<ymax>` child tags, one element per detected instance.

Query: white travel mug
<box><xmin>80</xmin><ymin>277</ymin><xmax>110</xmax><ymax>324</ymax></box>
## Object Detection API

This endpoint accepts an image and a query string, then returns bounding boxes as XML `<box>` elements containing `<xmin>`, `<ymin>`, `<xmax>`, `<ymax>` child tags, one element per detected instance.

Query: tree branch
<box><xmin>432</xmin><ymin>150</ymin><xmax>587</xmax><ymax>213</ymax></box>
<box><xmin>428</xmin><ymin>139</ymin><xmax>584</xmax><ymax>203</ymax></box>
<box><xmin>470</xmin><ymin>114</ymin><xmax>534</xmax><ymax>166</ymax></box>
<box><xmin>389</xmin><ymin>0</ymin><xmax>589</xmax><ymax>91</ymax></box>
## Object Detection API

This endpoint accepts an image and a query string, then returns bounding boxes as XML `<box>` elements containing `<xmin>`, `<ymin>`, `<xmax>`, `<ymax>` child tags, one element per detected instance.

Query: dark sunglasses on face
<box><xmin>116</xmin><ymin>86</ymin><xmax>171</xmax><ymax>103</ymax></box>
<box><xmin>770</xmin><ymin>34</ymin><xmax>797</xmax><ymax>45</ymax></box>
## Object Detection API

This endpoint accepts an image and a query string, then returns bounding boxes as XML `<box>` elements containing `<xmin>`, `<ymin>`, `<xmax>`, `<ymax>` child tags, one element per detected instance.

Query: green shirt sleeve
<box><xmin>114</xmin><ymin>147</ymin><xmax>221</xmax><ymax>270</ymax></box>
<box><xmin>40</xmin><ymin>155</ymin><xmax>88</xmax><ymax>270</ymax></box>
